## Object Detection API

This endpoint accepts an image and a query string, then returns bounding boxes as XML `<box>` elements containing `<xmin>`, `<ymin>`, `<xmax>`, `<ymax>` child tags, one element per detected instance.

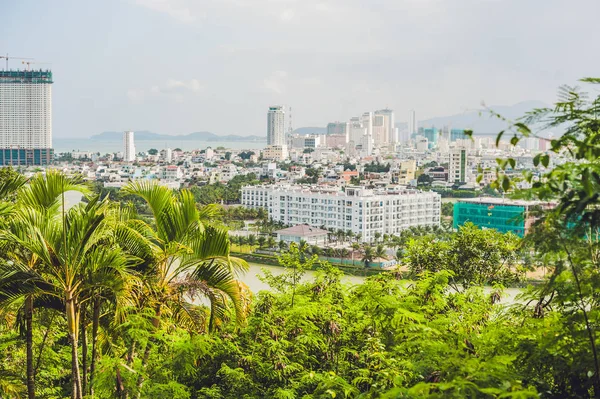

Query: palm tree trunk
<box><xmin>81</xmin><ymin>305</ymin><xmax>88</xmax><ymax>396</ymax></box>
<box><xmin>89</xmin><ymin>297</ymin><xmax>100</xmax><ymax>397</ymax></box>
<box><xmin>67</xmin><ymin>296</ymin><xmax>83</xmax><ymax>399</ymax></box>
<box><xmin>25</xmin><ymin>295</ymin><xmax>35</xmax><ymax>399</ymax></box>
<box><xmin>135</xmin><ymin>305</ymin><xmax>161</xmax><ymax>399</ymax></box>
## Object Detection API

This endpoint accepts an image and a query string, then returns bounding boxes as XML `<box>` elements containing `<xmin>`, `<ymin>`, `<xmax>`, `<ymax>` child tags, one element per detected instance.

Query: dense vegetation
<box><xmin>1</xmin><ymin>79</ymin><xmax>600</xmax><ymax>398</ymax></box>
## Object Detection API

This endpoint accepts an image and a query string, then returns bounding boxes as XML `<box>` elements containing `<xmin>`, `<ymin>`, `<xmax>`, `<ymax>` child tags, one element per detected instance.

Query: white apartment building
<box><xmin>241</xmin><ymin>185</ymin><xmax>441</xmax><ymax>242</ymax></box>
<box><xmin>0</xmin><ymin>70</ymin><xmax>53</xmax><ymax>165</ymax></box>
<box><xmin>123</xmin><ymin>131</ymin><xmax>136</xmax><ymax>162</ymax></box>
<box><xmin>267</xmin><ymin>105</ymin><xmax>285</xmax><ymax>146</ymax></box>
<box><xmin>449</xmin><ymin>147</ymin><xmax>468</xmax><ymax>183</ymax></box>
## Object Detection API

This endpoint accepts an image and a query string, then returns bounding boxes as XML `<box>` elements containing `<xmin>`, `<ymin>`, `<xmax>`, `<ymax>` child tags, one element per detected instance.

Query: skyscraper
<box><xmin>267</xmin><ymin>106</ymin><xmax>285</xmax><ymax>146</ymax></box>
<box><xmin>375</xmin><ymin>109</ymin><xmax>397</xmax><ymax>143</ymax></box>
<box><xmin>0</xmin><ymin>69</ymin><xmax>53</xmax><ymax>165</ymax></box>
<box><xmin>124</xmin><ymin>131</ymin><xmax>136</xmax><ymax>162</ymax></box>
<box><xmin>409</xmin><ymin>110</ymin><xmax>417</xmax><ymax>136</ymax></box>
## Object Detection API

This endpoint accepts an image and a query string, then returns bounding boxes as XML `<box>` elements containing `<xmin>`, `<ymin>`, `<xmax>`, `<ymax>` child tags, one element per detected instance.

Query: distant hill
<box><xmin>90</xmin><ymin>131</ymin><xmax>266</xmax><ymax>142</ymax></box>
<box><xmin>400</xmin><ymin>101</ymin><xmax>549</xmax><ymax>135</ymax></box>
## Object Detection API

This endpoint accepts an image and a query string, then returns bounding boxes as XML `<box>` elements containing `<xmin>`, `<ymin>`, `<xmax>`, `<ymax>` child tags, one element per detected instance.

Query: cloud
<box><xmin>134</xmin><ymin>0</ymin><xmax>197</xmax><ymax>23</ymax></box>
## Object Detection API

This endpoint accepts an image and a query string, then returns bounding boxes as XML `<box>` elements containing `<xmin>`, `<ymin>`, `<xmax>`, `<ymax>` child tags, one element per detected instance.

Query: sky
<box><xmin>2</xmin><ymin>0</ymin><xmax>598</xmax><ymax>138</ymax></box>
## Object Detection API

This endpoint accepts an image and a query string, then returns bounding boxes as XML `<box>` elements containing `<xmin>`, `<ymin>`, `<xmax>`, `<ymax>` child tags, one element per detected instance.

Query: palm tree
<box><xmin>361</xmin><ymin>246</ymin><xmax>375</xmax><ymax>268</ymax></box>
<box><xmin>257</xmin><ymin>236</ymin><xmax>266</xmax><ymax>248</ymax></box>
<box><xmin>278</xmin><ymin>240</ymin><xmax>288</xmax><ymax>252</ymax></box>
<box><xmin>346</xmin><ymin>230</ymin><xmax>355</xmax><ymax>243</ymax></box>
<box><xmin>311</xmin><ymin>245</ymin><xmax>322</xmax><ymax>256</ymax></box>
<box><xmin>121</xmin><ymin>181</ymin><xmax>247</xmax><ymax>397</ymax></box>
<box><xmin>374</xmin><ymin>232</ymin><xmax>382</xmax><ymax>243</ymax></box>
<box><xmin>351</xmin><ymin>242</ymin><xmax>361</xmax><ymax>266</ymax></box>
<box><xmin>339</xmin><ymin>248</ymin><xmax>350</xmax><ymax>265</ymax></box>
<box><xmin>375</xmin><ymin>244</ymin><xmax>387</xmax><ymax>261</ymax></box>
<box><xmin>1</xmin><ymin>197</ymin><xmax>127</xmax><ymax>399</ymax></box>
<box><xmin>267</xmin><ymin>236</ymin><xmax>276</xmax><ymax>249</ymax></box>
<box><xmin>0</xmin><ymin>171</ymin><xmax>88</xmax><ymax>399</ymax></box>
<box><xmin>247</xmin><ymin>234</ymin><xmax>257</xmax><ymax>247</ymax></box>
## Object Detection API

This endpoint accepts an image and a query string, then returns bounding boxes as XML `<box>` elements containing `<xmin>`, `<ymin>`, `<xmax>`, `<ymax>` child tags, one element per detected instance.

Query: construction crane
<box><xmin>22</xmin><ymin>61</ymin><xmax>51</xmax><ymax>71</ymax></box>
<box><xmin>0</xmin><ymin>54</ymin><xmax>33</xmax><ymax>70</ymax></box>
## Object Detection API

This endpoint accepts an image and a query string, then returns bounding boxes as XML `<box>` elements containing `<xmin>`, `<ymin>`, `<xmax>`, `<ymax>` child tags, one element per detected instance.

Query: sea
<box><xmin>54</xmin><ymin>138</ymin><xmax>265</xmax><ymax>154</ymax></box>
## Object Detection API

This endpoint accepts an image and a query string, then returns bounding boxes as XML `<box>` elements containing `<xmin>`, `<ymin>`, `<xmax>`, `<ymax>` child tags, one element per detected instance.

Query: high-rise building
<box><xmin>123</xmin><ymin>131</ymin><xmax>136</xmax><ymax>162</ymax></box>
<box><xmin>361</xmin><ymin>112</ymin><xmax>373</xmax><ymax>137</ymax></box>
<box><xmin>449</xmin><ymin>147</ymin><xmax>468</xmax><ymax>183</ymax></box>
<box><xmin>450</xmin><ymin>129</ymin><xmax>467</xmax><ymax>142</ymax></box>
<box><xmin>409</xmin><ymin>110</ymin><xmax>417</xmax><ymax>136</ymax></box>
<box><xmin>267</xmin><ymin>105</ymin><xmax>285</xmax><ymax>146</ymax></box>
<box><xmin>375</xmin><ymin>109</ymin><xmax>397</xmax><ymax>143</ymax></box>
<box><xmin>423</xmin><ymin>128</ymin><xmax>439</xmax><ymax>149</ymax></box>
<box><xmin>0</xmin><ymin>70</ymin><xmax>53</xmax><ymax>166</ymax></box>
<box><xmin>348</xmin><ymin>116</ymin><xmax>365</xmax><ymax>145</ymax></box>
<box><xmin>326</xmin><ymin>122</ymin><xmax>348</xmax><ymax>136</ymax></box>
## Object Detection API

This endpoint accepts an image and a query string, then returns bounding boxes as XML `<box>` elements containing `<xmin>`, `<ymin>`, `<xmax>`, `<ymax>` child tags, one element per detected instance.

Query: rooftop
<box><xmin>457</xmin><ymin>197</ymin><xmax>550</xmax><ymax>207</ymax></box>
<box><xmin>0</xmin><ymin>70</ymin><xmax>53</xmax><ymax>84</ymax></box>
<box><xmin>274</xmin><ymin>224</ymin><xmax>329</xmax><ymax>237</ymax></box>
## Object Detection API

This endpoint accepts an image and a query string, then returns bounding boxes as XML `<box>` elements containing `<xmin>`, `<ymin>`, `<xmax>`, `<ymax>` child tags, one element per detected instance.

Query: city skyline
<box><xmin>2</xmin><ymin>0</ymin><xmax>599</xmax><ymax>139</ymax></box>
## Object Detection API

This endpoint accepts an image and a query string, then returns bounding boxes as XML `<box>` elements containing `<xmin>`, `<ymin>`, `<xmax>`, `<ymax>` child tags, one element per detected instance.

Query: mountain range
<box><xmin>90</xmin><ymin>101</ymin><xmax>550</xmax><ymax>141</ymax></box>
<box><xmin>415</xmin><ymin>101</ymin><xmax>549</xmax><ymax>134</ymax></box>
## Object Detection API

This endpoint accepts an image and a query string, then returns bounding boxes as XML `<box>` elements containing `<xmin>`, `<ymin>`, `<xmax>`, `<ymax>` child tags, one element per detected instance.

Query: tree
<box><xmin>148</xmin><ymin>148</ymin><xmax>158</xmax><ymax>155</ymax></box>
<box><xmin>361</xmin><ymin>246</ymin><xmax>374</xmax><ymax>268</ymax></box>
<box><xmin>487</xmin><ymin>77</ymin><xmax>600</xmax><ymax>395</ymax></box>
<box><xmin>257</xmin><ymin>236</ymin><xmax>266</xmax><ymax>249</ymax></box>
<box><xmin>278</xmin><ymin>240</ymin><xmax>288</xmax><ymax>252</ymax></box>
<box><xmin>120</xmin><ymin>181</ymin><xmax>246</xmax><ymax>397</ymax></box>
<box><xmin>417</xmin><ymin>173</ymin><xmax>433</xmax><ymax>186</ymax></box>
<box><xmin>374</xmin><ymin>244</ymin><xmax>387</xmax><ymax>261</ymax></box>
<box><xmin>441</xmin><ymin>202</ymin><xmax>454</xmax><ymax>217</ymax></box>
<box><xmin>0</xmin><ymin>170</ymin><xmax>89</xmax><ymax>399</ymax></box>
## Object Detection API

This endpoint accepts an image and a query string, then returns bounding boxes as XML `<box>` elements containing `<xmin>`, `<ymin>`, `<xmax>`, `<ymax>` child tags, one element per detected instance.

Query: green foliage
<box><xmin>191</xmin><ymin>173</ymin><xmax>259</xmax><ymax>204</ymax></box>
<box><xmin>363</xmin><ymin>161</ymin><xmax>390</xmax><ymax>173</ymax></box>
<box><xmin>403</xmin><ymin>222</ymin><xmax>522</xmax><ymax>288</ymax></box>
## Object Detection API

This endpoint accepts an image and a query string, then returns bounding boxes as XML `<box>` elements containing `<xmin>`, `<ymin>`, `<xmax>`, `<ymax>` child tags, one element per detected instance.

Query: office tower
<box><xmin>372</xmin><ymin>114</ymin><xmax>386</xmax><ymax>144</ymax></box>
<box><xmin>0</xmin><ymin>69</ymin><xmax>53</xmax><ymax>165</ymax></box>
<box><xmin>375</xmin><ymin>108</ymin><xmax>397</xmax><ymax>143</ymax></box>
<box><xmin>423</xmin><ymin>128</ymin><xmax>439</xmax><ymax>149</ymax></box>
<box><xmin>348</xmin><ymin>116</ymin><xmax>365</xmax><ymax>144</ymax></box>
<box><xmin>450</xmin><ymin>129</ymin><xmax>466</xmax><ymax>142</ymax></box>
<box><xmin>361</xmin><ymin>112</ymin><xmax>373</xmax><ymax>137</ymax></box>
<box><xmin>124</xmin><ymin>131</ymin><xmax>136</xmax><ymax>162</ymax></box>
<box><xmin>326</xmin><ymin>121</ymin><xmax>348</xmax><ymax>136</ymax></box>
<box><xmin>409</xmin><ymin>110</ymin><xmax>417</xmax><ymax>136</ymax></box>
<box><xmin>267</xmin><ymin>105</ymin><xmax>285</xmax><ymax>146</ymax></box>
<box><xmin>449</xmin><ymin>147</ymin><xmax>468</xmax><ymax>183</ymax></box>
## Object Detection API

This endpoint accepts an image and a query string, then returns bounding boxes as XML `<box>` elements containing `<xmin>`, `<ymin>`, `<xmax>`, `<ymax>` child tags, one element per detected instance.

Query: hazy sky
<box><xmin>2</xmin><ymin>0</ymin><xmax>598</xmax><ymax>138</ymax></box>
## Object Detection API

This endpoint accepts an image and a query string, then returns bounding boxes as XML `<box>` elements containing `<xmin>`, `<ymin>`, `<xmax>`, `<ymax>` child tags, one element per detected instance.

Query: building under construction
<box><xmin>0</xmin><ymin>69</ymin><xmax>54</xmax><ymax>166</ymax></box>
<box><xmin>453</xmin><ymin>197</ymin><xmax>553</xmax><ymax>237</ymax></box>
